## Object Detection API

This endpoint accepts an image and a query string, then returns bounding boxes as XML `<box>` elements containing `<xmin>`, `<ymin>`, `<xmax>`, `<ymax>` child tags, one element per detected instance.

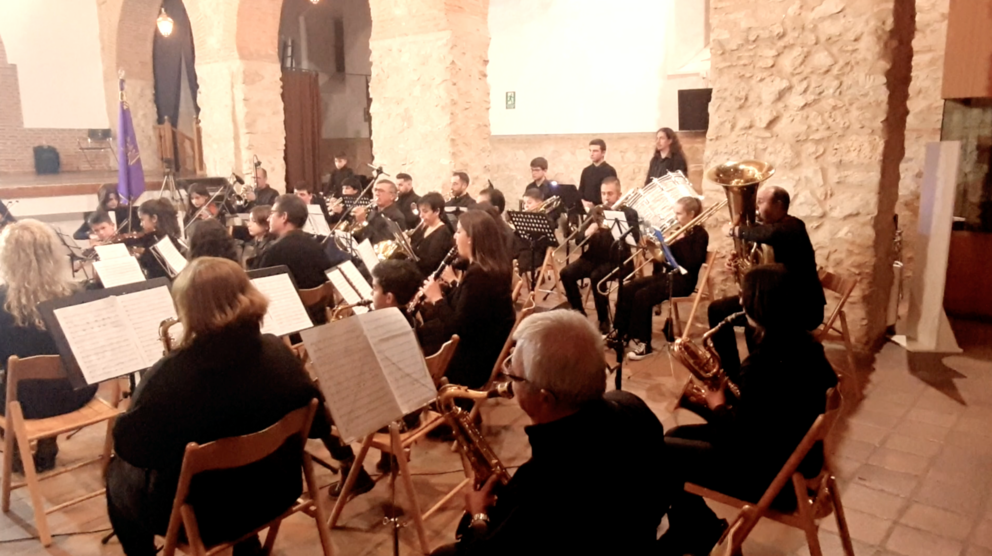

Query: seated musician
<box><xmin>243</xmin><ymin>205</ymin><xmax>277</xmax><ymax>269</ymax></box>
<box><xmin>420</xmin><ymin>210</ymin><xmax>515</xmax><ymax>389</ymax></box>
<box><xmin>256</xmin><ymin>194</ymin><xmax>332</xmax><ymax>289</ymax></box>
<box><xmin>135</xmin><ymin>199</ymin><xmax>186</xmax><ymax>280</ymax></box>
<box><xmin>328</xmin><ymin>176</ymin><xmax>365</xmax><ymax>224</ymax></box>
<box><xmin>85</xmin><ymin>210</ymin><xmax>119</xmax><ymax>242</ymax></box>
<box><xmin>410</xmin><ymin>192</ymin><xmax>455</xmax><ymax>277</ymax></box>
<box><xmin>294</xmin><ymin>182</ymin><xmax>332</xmax><ymax>226</ymax></box>
<box><xmin>430</xmin><ymin>311</ymin><xmax>668</xmax><ymax>556</ymax></box>
<box><xmin>73</xmin><ymin>183</ymin><xmax>131</xmax><ymax>239</ymax></box>
<box><xmin>514</xmin><ymin>188</ymin><xmax>550</xmax><ymax>276</ymax></box>
<box><xmin>560</xmin><ymin>176</ymin><xmax>638</xmax><ymax>335</ymax></box>
<box><xmin>106</xmin><ymin>257</ymin><xmax>371</xmax><ymax>556</ymax></box>
<box><xmin>0</xmin><ymin>220</ymin><xmax>99</xmax><ymax>473</ymax></box>
<box><xmin>613</xmin><ymin>196</ymin><xmax>708</xmax><ymax>360</ymax></box>
<box><xmin>371</xmin><ymin>259</ymin><xmax>424</xmax><ymax>329</ymax></box>
<box><xmin>352</xmin><ymin>179</ymin><xmax>408</xmax><ymax>244</ymax></box>
<box><xmin>708</xmin><ymin>185</ymin><xmax>826</xmax><ymax>380</ymax></box>
<box><xmin>186</xmin><ymin>183</ymin><xmax>220</xmax><ymax>225</ymax></box>
<box><xmin>660</xmin><ymin>264</ymin><xmax>837</xmax><ymax>555</ymax></box>
<box><xmin>187</xmin><ymin>218</ymin><xmax>238</xmax><ymax>263</ymax></box>
<box><xmin>396</xmin><ymin>172</ymin><xmax>422</xmax><ymax>229</ymax></box>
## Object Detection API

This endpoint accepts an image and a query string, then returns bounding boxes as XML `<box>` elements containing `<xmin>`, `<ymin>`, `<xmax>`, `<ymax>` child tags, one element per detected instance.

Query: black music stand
<box><xmin>507</xmin><ymin>210</ymin><xmax>563</xmax><ymax>302</ymax></box>
<box><xmin>602</xmin><ymin>214</ymin><xmax>639</xmax><ymax>391</ymax></box>
<box><xmin>55</xmin><ymin>229</ymin><xmax>94</xmax><ymax>280</ymax></box>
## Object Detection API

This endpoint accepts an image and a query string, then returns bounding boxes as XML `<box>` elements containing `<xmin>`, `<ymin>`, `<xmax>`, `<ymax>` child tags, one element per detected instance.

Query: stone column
<box><xmin>703</xmin><ymin>0</ymin><xmax>914</xmax><ymax>347</ymax></box>
<box><xmin>367</xmin><ymin>0</ymin><xmax>492</xmax><ymax>196</ymax></box>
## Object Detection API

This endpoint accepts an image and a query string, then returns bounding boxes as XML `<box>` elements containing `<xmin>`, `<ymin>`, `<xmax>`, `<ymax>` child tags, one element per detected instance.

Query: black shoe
<box><xmin>657</xmin><ymin>518</ymin><xmax>729</xmax><ymax>556</ymax></box>
<box><xmin>10</xmin><ymin>437</ymin><xmax>58</xmax><ymax>475</ymax></box>
<box><xmin>329</xmin><ymin>466</ymin><xmax>376</xmax><ymax>499</ymax></box>
<box><xmin>376</xmin><ymin>452</ymin><xmax>394</xmax><ymax>474</ymax></box>
<box><xmin>232</xmin><ymin>535</ymin><xmax>263</xmax><ymax>556</ymax></box>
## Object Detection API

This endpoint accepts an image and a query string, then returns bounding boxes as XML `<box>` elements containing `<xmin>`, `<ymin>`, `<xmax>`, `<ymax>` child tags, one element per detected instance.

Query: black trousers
<box><xmin>560</xmin><ymin>258</ymin><xmax>613</xmax><ymax>324</ymax></box>
<box><xmin>614</xmin><ymin>273</ymin><xmax>695</xmax><ymax>344</ymax></box>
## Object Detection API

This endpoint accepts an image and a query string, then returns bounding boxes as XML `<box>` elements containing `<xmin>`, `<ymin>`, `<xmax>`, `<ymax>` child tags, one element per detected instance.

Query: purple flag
<box><xmin>117</xmin><ymin>78</ymin><xmax>146</xmax><ymax>202</ymax></box>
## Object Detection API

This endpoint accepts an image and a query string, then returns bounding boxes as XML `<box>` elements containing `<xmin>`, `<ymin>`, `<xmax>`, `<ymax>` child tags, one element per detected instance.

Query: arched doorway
<box><xmin>152</xmin><ymin>0</ymin><xmax>202</xmax><ymax>176</ymax></box>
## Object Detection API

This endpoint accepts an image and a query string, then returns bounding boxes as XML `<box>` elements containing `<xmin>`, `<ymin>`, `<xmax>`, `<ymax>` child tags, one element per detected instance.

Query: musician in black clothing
<box><xmin>430</xmin><ymin>311</ymin><xmax>668</xmax><ymax>556</ymax></box>
<box><xmin>708</xmin><ymin>185</ymin><xmax>826</xmax><ymax>380</ymax></box>
<box><xmin>515</xmin><ymin>189</ymin><xmax>552</xmax><ymax>275</ymax></box>
<box><xmin>578</xmin><ymin>139</ymin><xmax>617</xmax><ymax>209</ymax></box>
<box><xmin>396</xmin><ymin>173</ymin><xmax>422</xmax><ymax>229</ymax></box>
<box><xmin>613</xmin><ymin>197</ymin><xmax>708</xmax><ymax>360</ymax></box>
<box><xmin>73</xmin><ymin>183</ymin><xmax>131</xmax><ymax>239</ymax></box>
<box><xmin>84</xmin><ymin>211</ymin><xmax>119</xmax><ymax>242</ymax></box>
<box><xmin>328</xmin><ymin>176</ymin><xmax>366</xmax><ymax>225</ymax></box>
<box><xmin>560</xmin><ymin>177</ymin><xmax>638</xmax><ymax>335</ymax></box>
<box><xmin>659</xmin><ymin>265</ymin><xmax>837</xmax><ymax>556</ymax></box>
<box><xmin>185</xmin><ymin>183</ymin><xmax>221</xmax><ymax>225</ymax></box>
<box><xmin>411</xmin><ymin>192</ymin><xmax>455</xmax><ymax>276</ymax></box>
<box><xmin>446</xmin><ymin>171</ymin><xmax>477</xmax><ymax>209</ymax></box>
<box><xmin>239</xmin><ymin>167</ymin><xmax>280</xmax><ymax>210</ymax></box>
<box><xmin>645</xmin><ymin>127</ymin><xmax>688</xmax><ymax>184</ymax></box>
<box><xmin>243</xmin><ymin>205</ymin><xmax>277</xmax><ymax>269</ymax></box>
<box><xmin>187</xmin><ymin>219</ymin><xmax>239</xmax><ymax>263</ymax></box>
<box><xmin>328</xmin><ymin>153</ymin><xmax>355</xmax><ymax>198</ymax></box>
<box><xmin>524</xmin><ymin>157</ymin><xmax>553</xmax><ymax>198</ymax></box>
<box><xmin>353</xmin><ymin>179</ymin><xmax>407</xmax><ymax>245</ymax></box>
<box><xmin>258</xmin><ymin>194</ymin><xmax>332</xmax><ymax>289</ymax></box>
<box><xmin>134</xmin><ymin>199</ymin><xmax>186</xmax><ymax>280</ymax></box>
<box><xmin>371</xmin><ymin>259</ymin><xmax>424</xmax><ymax>313</ymax></box>
<box><xmin>293</xmin><ymin>182</ymin><xmax>332</xmax><ymax>229</ymax></box>
<box><xmin>420</xmin><ymin>210</ymin><xmax>515</xmax><ymax>389</ymax></box>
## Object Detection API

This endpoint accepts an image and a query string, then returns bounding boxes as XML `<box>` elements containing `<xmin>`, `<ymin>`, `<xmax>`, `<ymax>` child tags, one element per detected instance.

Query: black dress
<box><xmin>411</xmin><ymin>224</ymin><xmax>454</xmax><ymax>276</ymax></box>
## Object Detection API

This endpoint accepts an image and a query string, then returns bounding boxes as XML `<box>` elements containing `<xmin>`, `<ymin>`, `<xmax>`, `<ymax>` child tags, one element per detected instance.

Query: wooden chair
<box><xmin>815</xmin><ymin>270</ymin><xmax>858</xmax><ymax>383</ymax></box>
<box><xmin>686</xmin><ymin>387</ymin><xmax>854</xmax><ymax>556</ymax></box>
<box><xmin>1</xmin><ymin>355</ymin><xmax>122</xmax><ymax>546</ymax></box>
<box><xmin>665</xmin><ymin>251</ymin><xmax>717</xmax><ymax>338</ymax></box>
<box><xmin>328</xmin><ymin>336</ymin><xmax>461</xmax><ymax>555</ymax></box>
<box><xmin>468</xmin><ymin>304</ymin><xmax>536</xmax><ymax>423</ymax></box>
<box><xmin>297</xmin><ymin>282</ymin><xmax>335</xmax><ymax>316</ymax></box>
<box><xmin>161</xmin><ymin>399</ymin><xmax>332</xmax><ymax>556</ymax></box>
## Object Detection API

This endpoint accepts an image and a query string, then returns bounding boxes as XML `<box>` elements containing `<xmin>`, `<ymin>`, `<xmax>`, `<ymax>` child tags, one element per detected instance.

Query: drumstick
<box><xmin>680</xmin><ymin>253</ymin><xmax>719</xmax><ymax>342</ymax></box>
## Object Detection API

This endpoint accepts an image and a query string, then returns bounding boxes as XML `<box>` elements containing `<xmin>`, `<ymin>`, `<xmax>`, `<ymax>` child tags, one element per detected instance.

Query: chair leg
<box><xmin>2</xmin><ymin>422</ymin><xmax>13</xmax><ymax>512</ymax></box>
<box><xmin>11</xmin><ymin>406</ymin><xmax>52</xmax><ymax>546</ymax></box>
<box><xmin>303</xmin><ymin>453</ymin><xmax>335</xmax><ymax>556</ymax></box>
<box><xmin>391</xmin><ymin>425</ymin><xmax>430</xmax><ymax>555</ymax></box>
<box><xmin>672</xmin><ymin>300</ymin><xmax>683</xmax><ymax>338</ymax></box>
<box><xmin>791</xmin><ymin>473</ymin><xmax>822</xmax><ymax>556</ymax></box>
<box><xmin>839</xmin><ymin>312</ymin><xmax>860</xmax><ymax>393</ymax></box>
<box><xmin>101</xmin><ymin>418</ymin><xmax>116</xmax><ymax>476</ymax></box>
<box><xmin>261</xmin><ymin>519</ymin><xmax>282</xmax><ymax>556</ymax></box>
<box><xmin>327</xmin><ymin>434</ymin><xmax>374</xmax><ymax>529</ymax></box>
<box><xmin>827</xmin><ymin>476</ymin><xmax>855</xmax><ymax>556</ymax></box>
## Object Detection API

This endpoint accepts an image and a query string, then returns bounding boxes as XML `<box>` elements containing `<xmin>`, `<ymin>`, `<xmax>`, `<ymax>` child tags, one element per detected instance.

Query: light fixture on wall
<box><xmin>157</xmin><ymin>7</ymin><xmax>175</xmax><ymax>37</ymax></box>
<box><xmin>309</xmin><ymin>0</ymin><xmax>320</xmax><ymax>4</ymax></box>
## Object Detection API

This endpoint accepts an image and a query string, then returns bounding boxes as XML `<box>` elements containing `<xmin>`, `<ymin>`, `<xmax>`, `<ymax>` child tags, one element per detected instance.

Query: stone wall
<box><xmin>704</xmin><ymin>0</ymin><xmax>914</xmax><ymax>348</ymax></box>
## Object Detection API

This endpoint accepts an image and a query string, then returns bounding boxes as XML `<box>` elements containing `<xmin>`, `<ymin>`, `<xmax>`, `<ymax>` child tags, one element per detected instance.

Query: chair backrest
<box><xmin>482</xmin><ymin>305</ymin><xmax>535</xmax><ymax>389</ymax></box>
<box><xmin>816</xmin><ymin>270</ymin><xmax>857</xmax><ymax>340</ymax></box>
<box><xmin>164</xmin><ymin>400</ymin><xmax>319</xmax><ymax>551</ymax></box>
<box><xmin>297</xmin><ymin>282</ymin><xmax>334</xmax><ymax>310</ymax></box>
<box><xmin>694</xmin><ymin>251</ymin><xmax>716</xmax><ymax>295</ymax></box>
<box><xmin>5</xmin><ymin>355</ymin><xmax>67</xmax><ymax>406</ymax></box>
<box><xmin>425</xmin><ymin>335</ymin><xmax>460</xmax><ymax>385</ymax></box>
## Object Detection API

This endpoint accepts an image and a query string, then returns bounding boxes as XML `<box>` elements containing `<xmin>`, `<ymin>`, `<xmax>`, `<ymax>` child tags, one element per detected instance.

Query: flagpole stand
<box><xmin>158</xmin><ymin>159</ymin><xmax>185</xmax><ymax>208</ymax></box>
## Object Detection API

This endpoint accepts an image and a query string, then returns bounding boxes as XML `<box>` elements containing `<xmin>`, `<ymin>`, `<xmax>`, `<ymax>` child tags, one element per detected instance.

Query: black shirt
<box><xmin>654</xmin><ymin>226</ymin><xmax>709</xmax><ymax>296</ymax></box>
<box><xmin>456</xmin><ymin>390</ymin><xmax>668</xmax><ymax>556</ymax></box>
<box><xmin>398</xmin><ymin>190</ymin><xmax>422</xmax><ymax>229</ymax></box>
<box><xmin>646</xmin><ymin>152</ymin><xmax>688</xmax><ymax>184</ymax></box>
<box><xmin>411</xmin><ymin>224</ymin><xmax>454</xmax><ymax>276</ymax></box>
<box><xmin>354</xmin><ymin>203</ymin><xmax>408</xmax><ymax>245</ymax></box>
<box><xmin>328</xmin><ymin>167</ymin><xmax>355</xmax><ymax>198</ymax></box>
<box><xmin>256</xmin><ymin>229</ymin><xmax>331</xmax><ymax>288</ymax></box>
<box><xmin>578</xmin><ymin>162</ymin><xmax>617</xmax><ymax>205</ymax></box>
<box><xmin>581</xmin><ymin>206</ymin><xmax>639</xmax><ymax>264</ymax></box>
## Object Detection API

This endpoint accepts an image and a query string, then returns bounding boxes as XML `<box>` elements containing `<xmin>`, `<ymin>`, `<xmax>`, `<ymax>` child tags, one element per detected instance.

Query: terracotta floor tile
<box><xmin>867</xmin><ymin>447</ymin><xmax>933</xmax><ymax>476</ymax></box>
<box><xmin>905</xmin><ymin>407</ymin><xmax>961</xmax><ymax>429</ymax></box>
<box><xmin>885</xmin><ymin>524</ymin><xmax>964</xmax><ymax>556</ymax></box>
<box><xmin>820</xmin><ymin>507</ymin><xmax>893</xmax><ymax>545</ymax></box>
<box><xmin>972</xmin><ymin>520</ymin><xmax>992</xmax><ymax>551</ymax></box>
<box><xmin>913</xmin><ymin>478</ymin><xmax>986</xmax><ymax>516</ymax></box>
<box><xmin>893</xmin><ymin>419</ymin><xmax>953</xmax><ymax>443</ymax></box>
<box><xmin>835</xmin><ymin>437</ymin><xmax>879</xmax><ymax>462</ymax></box>
<box><xmin>846</xmin><ymin>420</ymin><xmax>893</xmax><ymax>446</ymax></box>
<box><xmin>899</xmin><ymin>503</ymin><xmax>974</xmax><ymax>541</ymax></box>
<box><xmin>840</xmin><ymin>482</ymin><xmax>910</xmax><ymax>520</ymax></box>
<box><xmin>852</xmin><ymin>464</ymin><xmax>920</xmax><ymax>497</ymax></box>
<box><xmin>883</xmin><ymin>433</ymin><xmax>943</xmax><ymax>458</ymax></box>
<box><xmin>925</xmin><ymin>447</ymin><xmax>992</xmax><ymax>487</ymax></box>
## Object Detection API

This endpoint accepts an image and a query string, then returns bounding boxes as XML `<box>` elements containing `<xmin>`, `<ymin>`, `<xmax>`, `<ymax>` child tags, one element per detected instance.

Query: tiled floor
<box><xmin>2</xmin><ymin>316</ymin><xmax>991</xmax><ymax>556</ymax></box>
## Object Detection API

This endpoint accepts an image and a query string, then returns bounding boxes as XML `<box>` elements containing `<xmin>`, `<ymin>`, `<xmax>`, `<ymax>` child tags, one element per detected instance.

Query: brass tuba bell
<box><xmin>705</xmin><ymin>160</ymin><xmax>776</xmax><ymax>284</ymax></box>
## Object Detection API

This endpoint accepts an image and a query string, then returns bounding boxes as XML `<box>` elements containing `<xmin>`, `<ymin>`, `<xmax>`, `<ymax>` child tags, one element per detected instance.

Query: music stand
<box><xmin>507</xmin><ymin>210</ymin><xmax>564</xmax><ymax>303</ymax></box>
<box><xmin>54</xmin><ymin>229</ymin><xmax>94</xmax><ymax>280</ymax></box>
<box><xmin>601</xmin><ymin>213</ymin><xmax>638</xmax><ymax>391</ymax></box>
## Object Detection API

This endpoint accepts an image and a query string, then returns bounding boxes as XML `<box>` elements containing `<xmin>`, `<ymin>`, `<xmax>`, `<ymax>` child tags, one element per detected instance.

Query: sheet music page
<box><xmin>53</xmin><ymin>297</ymin><xmax>146</xmax><ymax>383</ymax></box>
<box><xmin>604</xmin><ymin>210</ymin><xmax>637</xmax><ymax>246</ymax></box>
<box><xmin>301</xmin><ymin>320</ymin><xmax>403</xmax><ymax>443</ymax></box>
<box><xmin>251</xmin><ymin>273</ymin><xmax>314</xmax><ymax>337</ymax></box>
<box><xmin>340</xmin><ymin>260</ymin><xmax>373</xmax><ymax>300</ymax></box>
<box><xmin>307</xmin><ymin>205</ymin><xmax>332</xmax><ymax>236</ymax></box>
<box><xmin>93</xmin><ymin>256</ymin><xmax>147</xmax><ymax>288</ymax></box>
<box><xmin>116</xmin><ymin>286</ymin><xmax>178</xmax><ymax>367</ymax></box>
<box><xmin>328</xmin><ymin>269</ymin><xmax>362</xmax><ymax>304</ymax></box>
<box><xmin>94</xmin><ymin>243</ymin><xmax>131</xmax><ymax>260</ymax></box>
<box><xmin>356</xmin><ymin>240</ymin><xmax>380</xmax><ymax>274</ymax></box>
<box><xmin>360</xmin><ymin>309</ymin><xmax>437</xmax><ymax>414</ymax></box>
<box><xmin>154</xmin><ymin>236</ymin><xmax>188</xmax><ymax>276</ymax></box>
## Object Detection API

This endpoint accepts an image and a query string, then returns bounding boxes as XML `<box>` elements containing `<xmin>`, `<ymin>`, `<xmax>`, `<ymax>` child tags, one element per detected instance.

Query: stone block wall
<box><xmin>704</xmin><ymin>0</ymin><xmax>914</xmax><ymax>347</ymax></box>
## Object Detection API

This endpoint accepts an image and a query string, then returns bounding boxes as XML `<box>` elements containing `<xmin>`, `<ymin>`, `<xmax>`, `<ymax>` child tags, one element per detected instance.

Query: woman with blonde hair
<box><xmin>0</xmin><ymin>220</ymin><xmax>98</xmax><ymax>471</ymax></box>
<box><xmin>106</xmin><ymin>257</ymin><xmax>368</xmax><ymax>556</ymax></box>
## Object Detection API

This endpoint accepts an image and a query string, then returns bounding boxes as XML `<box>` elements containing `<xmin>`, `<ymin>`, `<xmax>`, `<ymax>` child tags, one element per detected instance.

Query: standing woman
<box><xmin>410</xmin><ymin>192</ymin><xmax>455</xmax><ymax>276</ymax></box>
<box><xmin>133</xmin><ymin>199</ymin><xmax>186</xmax><ymax>279</ymax></box>
<box><xmin>73</xmin><ymin>184</ymin><xmax>131</xmax><ymax>239</ymax></box>
<box><xmin>645</xmin><ymin>127</ymin><xmax>688</xmax><ymax>184</ymax></box>
<box><xmin>421</xmin><ymin>210</ymin><xmax>515</xmax><ymax>389</ymax></box>
<box><xmin>0</xmin><ymin>220</ymin><xmax>99</xmax><ymax>472</ymax></box>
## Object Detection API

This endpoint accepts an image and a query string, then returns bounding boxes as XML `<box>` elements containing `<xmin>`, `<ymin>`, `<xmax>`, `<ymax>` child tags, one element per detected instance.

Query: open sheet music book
<box><xmin>93</xmin><ymin>256</ymin><xmax>146</xmax><ymax>287</ymax></box>
<box><xmin>604</xmin><ymin>210</ymin><xmax>637</xmax><ymax>247</ymax></box>
<box><xmin>326</xmin><ymin>261</ymin><xmax>371</xmax><ymax>315</ymax></box>
<box><xmin>247</xmin><ymin>268</ymin><xmax>314</xmax><ymax>337</ymax></box>
<box><xmin>302</xmin><ymin>308</ymin><xmax>436</xmax><ymax>443</ymax></box>
<box><xmin>151</xmin><ymin>236</ymin><xmax>188</xmax><ymax>278</ymax></box>
<box><xmin>94</xmin><ymin>243</ymin><xmax>130</xmax><ymax>260</ymax></box>
<box><xmin>356</xmin><ymin>239</ymin><xmax>380</xmax><ymax>273</ymax></box>
<box><xmin>39</xmin><ymin>278</ymin><xmax>177</xmax><ymax>387</ymax></box>
<box><xmin>303</xmin><ymin>205</ymin><xmax>332</xmax><ymax>236</ymax></box>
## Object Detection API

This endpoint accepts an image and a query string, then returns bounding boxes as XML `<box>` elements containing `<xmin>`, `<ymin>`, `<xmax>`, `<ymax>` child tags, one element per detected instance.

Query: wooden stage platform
<box><xmin>0</xmin><ymin>171</ymin><xmax>226</xmax><ymax>200</ymax></box>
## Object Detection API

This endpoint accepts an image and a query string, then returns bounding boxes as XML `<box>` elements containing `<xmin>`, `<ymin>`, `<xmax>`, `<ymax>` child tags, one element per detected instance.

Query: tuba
<box><xmin>705</xmin><ymin>160</ymin><xmax>776</xmax><ymax>284</ymax></box>
<box><xmin>670</xmin><ymin>311</ymin><xmax>744</xmax><ymax>417</ymax></box>
<box><xmin>437</xmin><ymin>381</ymin><xmax>514</xmax><ymax>489</ymax></box>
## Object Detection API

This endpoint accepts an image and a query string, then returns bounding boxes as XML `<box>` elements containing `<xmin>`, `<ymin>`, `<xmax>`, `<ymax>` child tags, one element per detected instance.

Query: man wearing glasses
<box><xmin>352</xmin><ymin>179</ymin><xmax>408</xmax><ymax>244</ymax></box>
<box><xmin>431</xmin><ymin>311</ymin><xmax>669</xmax><ymax>556</ymax></box>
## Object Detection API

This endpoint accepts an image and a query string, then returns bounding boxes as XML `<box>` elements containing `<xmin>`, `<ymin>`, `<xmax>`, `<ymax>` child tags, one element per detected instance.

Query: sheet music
<box><xmin>302</xmin><ymin>320</ymin><xmax>403</xmax><ymax>442</ymax></box>
<box><xmin>362</xmin><ymin>309</ymin><xmax>436</xmax><ymax>414</ymax></box>
<box><xmin>251</xmin><ymin>273</ymin><xmax>314</xmax><ymax>337</ymax></box>
<box><xmin>604</xmin><ymin>210</ymin><xmax>637</xmax><ymax>246</ymax></box>
<box><xmin>53</xmin><ymin>297</ymin><xmax>145</xmax><ymax>383</ymax></box>
<box><xmin>356</xmin><ymin>240</ymin><xmax>380</xmax><ymax>274</ymax></box>
<box><xmin>116</xmin><ymin>286</ymin><xmax>177</xmax><ymax>366</ymax></box>
<box><xmin>154</xmin><ymin>236</ymin><xmax>188</xmax><ymax>277</ymax></box>
<box><xmin>305</xmin><ymin>205</ymin><xmax>332</xmax><ymax>236</ymax></box>
<box><xmin>339</xmin><ymin>260</ymin><xmax>373</xmax><ymax>300</ymax></box>
<box><xmin>93</xmin><ymin>256</ymin><xmax>146</xmax><ymax>288</ymax></box>
<box><xmin>328</xmin><ymin>268</ymin><xmax>370</xmax><ymax>315</ymax></box>
<box><xmin>94</xmin><ymin>243</ymin><xmax>131</xmax><ymax>260</ymax></box>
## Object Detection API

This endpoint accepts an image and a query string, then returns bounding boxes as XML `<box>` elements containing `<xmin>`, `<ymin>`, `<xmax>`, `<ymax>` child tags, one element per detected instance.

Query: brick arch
<box><xmin>115</xmin><ymin>0</ymin><xmax>160</xmax><ymax>81</ymax></box>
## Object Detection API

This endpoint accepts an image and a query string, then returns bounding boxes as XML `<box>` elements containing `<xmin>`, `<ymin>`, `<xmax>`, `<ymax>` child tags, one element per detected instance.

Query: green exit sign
<box><xmin>506</xmin><ymin>91</ymin><xmax>516</xmax><ymax>109</ymax></box>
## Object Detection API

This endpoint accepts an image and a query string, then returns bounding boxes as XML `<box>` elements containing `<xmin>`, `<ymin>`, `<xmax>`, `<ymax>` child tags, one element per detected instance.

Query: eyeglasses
<box><xmin>501</xmin><ymin>351</ymin><xmax>528</xmax><ymax>384</ymax></box>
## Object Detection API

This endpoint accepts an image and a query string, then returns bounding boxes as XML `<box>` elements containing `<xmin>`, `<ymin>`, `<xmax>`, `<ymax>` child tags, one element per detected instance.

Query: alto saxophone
<box><xmin>159</xmin><ymin>317</ymin><xmax>182</xmax><ymax>355</ymax></box>
<box><xmin>670</xmin><ymin>311</ymin><xmax>744</xmax><ymax>416</ymax></box>
<box><xmin>437</xmin><ymin>381</ymin><xmax>514</xmax><ymax>489</ymax></box>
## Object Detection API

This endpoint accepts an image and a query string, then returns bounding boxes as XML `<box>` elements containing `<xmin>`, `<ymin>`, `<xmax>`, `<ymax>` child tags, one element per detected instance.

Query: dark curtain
<box><xmin>282</xmin><ymin>69</ymin><xmax>322</xmax><ymax>193</ymax></box>
<box><xmin>153</xmin><ymin>0</ymin><xmax>199</xmax><ymax>126</ymax></box>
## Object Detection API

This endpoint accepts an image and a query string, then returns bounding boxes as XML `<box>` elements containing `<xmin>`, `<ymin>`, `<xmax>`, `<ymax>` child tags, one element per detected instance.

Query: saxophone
<box><xmin>158</xmin><ymin>317</ymin><xmax>182</xmax><ymax>355</ymax></box>
<box><xmin>437</xmin><ymin>381</ymin><xmax>514</xmax><ymax>489</ymax></box>
<box><xmin>670</xmin><ymin>311</ymin><xmax>744</xmax><ymax>416</ymax></box>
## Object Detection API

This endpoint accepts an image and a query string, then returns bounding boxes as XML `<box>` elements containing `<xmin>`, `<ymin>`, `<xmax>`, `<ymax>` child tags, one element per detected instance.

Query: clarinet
<box><xmin>409</xmin><ymin>247</ymin><xmax>459</xmax><ymax>313</ymax></box>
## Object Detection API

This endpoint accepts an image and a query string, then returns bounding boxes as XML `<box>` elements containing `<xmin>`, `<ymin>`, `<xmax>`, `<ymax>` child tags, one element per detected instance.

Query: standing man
<box><xmin>328</xmin><ymin>153</ymin><xmax>355</xmax><ymax>198</ymax></box>
<box><xmin>242</xmin><ymin>167</ymin><xmax>279</xmax><ymax>209</ymax></box>
<box><xmin>396</xmin><ymin>172</ymin><xmax>421</xmax><ymax>229</ymax></box>
<box><xmin>578</xmin><ymin>139</ymin><xmax>617</xmax><ymax>209</ymax></box>
<box><xmin>525</xmin><ymin>157</ymin><xmax>552</xmax><ymax>199</ymax></box>
<box><xmin>353</xmin><ymin>179</ymin><xmax>408</xmax><ymax>245</ymax></box>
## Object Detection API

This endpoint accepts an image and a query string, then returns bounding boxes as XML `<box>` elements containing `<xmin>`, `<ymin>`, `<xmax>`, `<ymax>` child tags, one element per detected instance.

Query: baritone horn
<box><xmin>705</xmin><ymin>160</ymin><xmax>776</xmax><ymax>284</ymax></box>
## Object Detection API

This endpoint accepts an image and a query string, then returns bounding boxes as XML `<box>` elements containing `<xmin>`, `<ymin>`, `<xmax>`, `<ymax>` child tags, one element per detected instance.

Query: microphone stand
<box><xmin>321</xmin><ymin>166</ymin><xmax>384</xmax><ymax>246</ymax></box>
<box><xmin>605</xmin><ymin>219</ymin><xmax>638</xmax><ymax>391</ymax></box>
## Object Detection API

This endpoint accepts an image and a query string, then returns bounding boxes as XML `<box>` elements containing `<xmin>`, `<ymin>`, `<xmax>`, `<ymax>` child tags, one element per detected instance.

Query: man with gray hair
<box><xmin>352</xmin><ymin>178</ymin><xmax>407</xmax><ymax>244</ymax></box>
<box><xmin>431</xmin><ymin>310</ymin><xmax>669</xmax><ymax>556</ymax></box>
